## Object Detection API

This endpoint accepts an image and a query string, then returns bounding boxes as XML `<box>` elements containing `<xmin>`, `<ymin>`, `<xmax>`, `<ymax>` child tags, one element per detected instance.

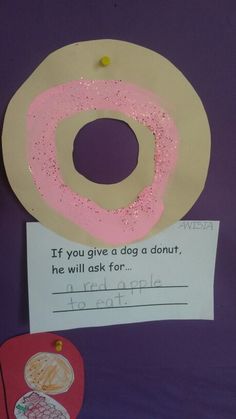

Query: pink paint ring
<box><xmin>27</xmin><ymin>79</ymin><xmax>178</xmax><ymax>245</ymax></box>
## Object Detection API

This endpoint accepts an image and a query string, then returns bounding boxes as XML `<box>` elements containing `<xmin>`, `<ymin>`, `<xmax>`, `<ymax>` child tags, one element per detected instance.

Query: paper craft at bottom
<box><xmin>0</xmin><ymin>333</ymin><xmax>84</xmax><ymax>419</ymax></box>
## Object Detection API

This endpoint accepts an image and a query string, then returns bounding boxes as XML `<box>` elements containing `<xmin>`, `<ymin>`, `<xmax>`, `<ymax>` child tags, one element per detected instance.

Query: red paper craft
<box><xmin>0</xmin><ymin>332</ymin><xmax>84</xmax><ymax>418</ymax></box>
<box><xmin>0</xmin><ymin>367</ymin><xmax>8</xmax><ymax>418</ymax></box>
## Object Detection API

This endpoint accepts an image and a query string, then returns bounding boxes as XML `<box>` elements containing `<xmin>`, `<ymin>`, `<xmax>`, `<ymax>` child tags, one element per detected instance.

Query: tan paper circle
<box><xmin>2</xmin><ymin>39</ymin><xmax>211</xmax><ymax>246</ymax></box>
<box><xmin>24</xmin><ymin>352</ymin><xmax>74</xmax><ymax>395</ymax></box>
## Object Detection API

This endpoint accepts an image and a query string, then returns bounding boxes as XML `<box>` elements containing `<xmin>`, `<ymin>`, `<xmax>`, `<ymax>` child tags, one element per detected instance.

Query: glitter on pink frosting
<box><xmin>27</xmin><ymin>79</ymin><xmax>178</xmax><ymax>245</ymax></box>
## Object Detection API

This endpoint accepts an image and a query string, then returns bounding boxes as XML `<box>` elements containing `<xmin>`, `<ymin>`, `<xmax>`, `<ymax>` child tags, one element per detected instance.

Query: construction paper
<box><xmin>26</xmin><ymin>79</ymin><xmax>178</xmax><ymax>245</ymax></box>
<box><xmin>0</xmin><ymin>333</ymin><xmax>84</xmax><ymax>419</ymax></box>
<box><xmin>24</xmin><ymin>352</ymin><xmax>74</xmax><ymax>395</ymax></box>
<box><xmin>2</xmin><ymin>39</ymin><xmax>211</xmax><ymax>246</ymax></box>
<box><xmin>27</xmin><ymin>221</ymin><xmax>219</xmax><ymax>332</ymax></box>
<box><xmin>14</xmin><ymin>391</ymin><xmax>69</xmax><ymax>418</ymax></box>
<box><xmin>0</xmin><ymin>367</ymin><xmax>7</xmax><ymax>419</ymax></box>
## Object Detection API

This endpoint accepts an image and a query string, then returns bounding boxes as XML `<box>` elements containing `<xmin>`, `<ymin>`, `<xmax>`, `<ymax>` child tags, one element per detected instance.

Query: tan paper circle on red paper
<box><xmin>24</xmin><ymin>352</ymin><xmax>74</xmax><ymax>395</ymax></box>
<box><xmin>2</xmin><ymin>39</ymin><xmax>211</xmax><ymax>246</ymax></box>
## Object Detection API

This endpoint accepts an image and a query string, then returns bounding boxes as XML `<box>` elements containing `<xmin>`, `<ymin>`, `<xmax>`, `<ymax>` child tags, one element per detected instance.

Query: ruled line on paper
<box><xmin>52</xmin><ymin>285</ymin><xmax>189</xmax><ymax>295</ymax></box>
<box><xmin>53</xmin><ymin>302</ymin><xmax>189</xmax><ymax>313</ymax></box>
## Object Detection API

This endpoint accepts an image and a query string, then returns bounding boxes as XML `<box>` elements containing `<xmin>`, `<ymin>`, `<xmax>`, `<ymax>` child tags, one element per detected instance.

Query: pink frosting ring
<box><xmin>27</xmin><ymin>79</ymin><xmax>178</xmax><ymax>245</ymax></box>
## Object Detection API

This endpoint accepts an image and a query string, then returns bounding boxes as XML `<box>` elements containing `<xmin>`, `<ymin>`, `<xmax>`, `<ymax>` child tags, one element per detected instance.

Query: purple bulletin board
<box><xmin>0</xmin><ymin>1</ymin><xmax>236</xmax><ymax>418</ymax></box>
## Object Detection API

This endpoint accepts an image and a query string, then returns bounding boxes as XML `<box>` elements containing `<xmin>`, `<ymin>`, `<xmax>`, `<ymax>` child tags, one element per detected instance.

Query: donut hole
<box><xmin>72</xmin><ymin>118</ymin><xmax>139</xmax><ymax>184</ymax></box>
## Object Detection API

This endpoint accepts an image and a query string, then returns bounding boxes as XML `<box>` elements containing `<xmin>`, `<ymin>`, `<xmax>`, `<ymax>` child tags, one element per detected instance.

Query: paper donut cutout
<box><xmin>2</xmin><ymin>39</ymin><xmax>211</xmax><ymax>246</ymax></box>
<box><xmin>27</xmin><ymin>79</ymin><xmax>178</xmax><ymax>244</ymax></box>
<box><xmin>14</xmin><ymin>391</ymin><xmax>69</xmax><ymax>419</ymax></box>
<box><xmin>24</xmin><ymin>352</ymin><xmax>74</xmax><ymax>395</ymax></box>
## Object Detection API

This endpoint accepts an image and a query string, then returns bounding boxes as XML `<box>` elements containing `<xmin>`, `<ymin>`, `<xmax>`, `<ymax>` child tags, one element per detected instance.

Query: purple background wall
<box><xmin>0</xmin><ymin>1</ymin><xmax>236</xmax><ymax>418</ymax></box>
